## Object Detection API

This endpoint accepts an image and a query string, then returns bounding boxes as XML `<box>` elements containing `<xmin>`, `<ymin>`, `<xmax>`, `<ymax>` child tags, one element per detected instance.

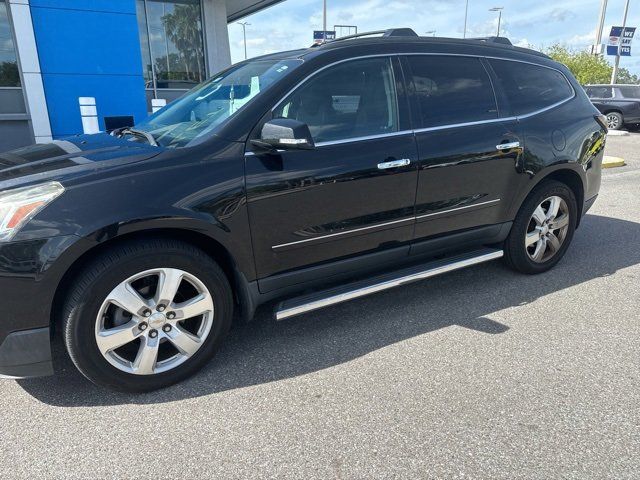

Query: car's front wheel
<box><xmin>605</xmin><ymin>111</ymin><xmax>624</xmax><ymax>130</ymax></box>
<box><xmin>63</xmin><ymin>239</ymin><xmax>233</xmax><ymax>392</ymax></box>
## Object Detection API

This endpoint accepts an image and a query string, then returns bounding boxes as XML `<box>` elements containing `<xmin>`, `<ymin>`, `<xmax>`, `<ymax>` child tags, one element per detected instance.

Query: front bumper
<box><xmin>0</xmin><ymin>235</ymin><xmax>90</xmax><ymax>379</ymax></box>
<box><xmin>0</xmin><ymin>327</ymin><xmax>53</xmax><ymax>378</ymax></box>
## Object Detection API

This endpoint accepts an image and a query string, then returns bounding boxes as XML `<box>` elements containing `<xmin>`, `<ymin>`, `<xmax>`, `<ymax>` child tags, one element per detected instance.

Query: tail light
<box><xmin>594</xmin><ymin>114</ymin><xmax>609</xmax><ymax>132</ymax></box>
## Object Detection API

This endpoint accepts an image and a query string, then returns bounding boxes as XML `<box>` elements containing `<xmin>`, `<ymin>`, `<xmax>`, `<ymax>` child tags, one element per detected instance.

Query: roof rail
<box><xmin>312</xmin><ymin>28</ymin><xmax>419</xmax><ymax>47</ymax></box>
<box><xmin>468</xmin><ymin>36</ymin><xmax>513</xmax><ymax>45</ymax></box>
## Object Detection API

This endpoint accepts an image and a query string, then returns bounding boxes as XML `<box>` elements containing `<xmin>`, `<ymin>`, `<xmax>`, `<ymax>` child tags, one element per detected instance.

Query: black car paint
<box><xmin>0</xmin><ymin>37</ymin><xmax>605</xmax><ymax>377</ymax></box>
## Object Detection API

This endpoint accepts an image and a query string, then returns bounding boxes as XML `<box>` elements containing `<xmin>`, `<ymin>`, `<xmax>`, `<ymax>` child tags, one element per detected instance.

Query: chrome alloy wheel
<box><xmin>525</xmin><ymin>196</ymin><xmax>570</xmax><ymax>263</ymax></box>
<box><xmin>606</xmin><ymin>113</ymin><xmax>621</xmax><ymax>129</ymax></box>
<box><xmin>95</xmin><ymin>268</ymin><xmax>214</xmax><ymax>375</ymax></box>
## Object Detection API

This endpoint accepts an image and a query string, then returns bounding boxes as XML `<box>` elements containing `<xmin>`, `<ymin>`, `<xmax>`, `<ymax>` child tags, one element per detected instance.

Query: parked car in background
<box><xmin>584</xmin><ymin>84</ymin><xmax>640</xmax><ymax>130</ymax></box>
<box><xmin>0</xmin><ymin>29</ymin><xmax>606</xmax><ymax>392</ymax></box>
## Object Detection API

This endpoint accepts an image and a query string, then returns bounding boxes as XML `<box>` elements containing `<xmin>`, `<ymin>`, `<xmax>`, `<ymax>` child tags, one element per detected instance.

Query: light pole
<box><xmin>463</xmin><ymin>0</ymin><xmax>469</xmax><ymax>38</ymax></box>
<box><xmin>323</xmin><ymin>0</ymin><xmax>327</xmax><ymax>42</ymax></box>
<box><xmin>593</xmin><ymin>0</ymin><xmax>609</xmax><ymax>54</ymax></box>
<box><xmin>611</xmin><ymin>0</ymin><xmax>631</xmax><ymax>84</ymax></box>
<box><xmin>237</xmin><ymin>22</ymin><xmax>250</xmax><ymax>60</ymax></box>
<box><xmin>426</xmin><ymin>30</ymin><xmax>436</xmax><ymax>37</ymax></box>
<box><xmin>489</xmin><ymin>7</ymin><xmax>503</xmax><ymax>37</ymax></box>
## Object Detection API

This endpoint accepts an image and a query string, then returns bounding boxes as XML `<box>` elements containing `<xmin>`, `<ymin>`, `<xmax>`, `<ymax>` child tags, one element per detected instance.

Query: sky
<box><xmin>227</xmin><ymin>0</ymin><xmax>640</xmax><ymax>75</ymax></box>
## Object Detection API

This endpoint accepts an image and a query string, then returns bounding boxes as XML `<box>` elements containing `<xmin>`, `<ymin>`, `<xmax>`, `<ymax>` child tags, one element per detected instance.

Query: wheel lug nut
<box><xmin>162</xmin><ymin>324</ymin><xmax>172</xmax><ymax>333</ymax></box>
<box><xmin>166</xmin><ymin>312</ymin><xmax>176</xmax><ymax>320</ymax></box>
<box><xmin>138</xmin><ymin>322</ymin><xmax>148</xmax><ymax>331</ymax></box>
<box><xmin>157</xmin><ymin>305</ymin><xmax>166</xmax><ymax>312</ymax></box>
<box><xmin>149</xmin><ymin>329</ymin><xmax>158</xmax><ymax>338</ymax></box>
<box><xmin>143</xmin><ymin>309</ymin><xmax>152</xmax><ymax>317</ymax></box>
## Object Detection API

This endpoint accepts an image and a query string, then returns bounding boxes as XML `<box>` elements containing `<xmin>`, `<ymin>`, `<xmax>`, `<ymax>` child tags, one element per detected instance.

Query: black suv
<box><xmin>584</xmin><ymin>84</ymin><xmax>640</xmax><ymax>130</ymax></box>
<box><xmin>0</xmin><ymin>30</ymin><xmax>605</xmax><ymax>392</ymax></box>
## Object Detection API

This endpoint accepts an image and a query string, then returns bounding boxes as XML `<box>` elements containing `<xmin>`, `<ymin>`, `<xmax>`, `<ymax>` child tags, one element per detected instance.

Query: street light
<box><xmin>237</xmin><ymin>21</ymin><xmax>251</xmax><ymax>60</ymax></box>
<box><xmin>425</xmin><ymin>30</ymin><xmax>436</xmax><ymax>37</ymax></box>
<box><xmin>489</xmin><ymin>7</ymin><xmax>503</xmax><ymax>37</ymax></box>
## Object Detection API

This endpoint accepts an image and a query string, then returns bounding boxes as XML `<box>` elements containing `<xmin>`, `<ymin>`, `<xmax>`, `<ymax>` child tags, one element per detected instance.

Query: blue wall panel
<box><xmin>29</xmin><ymin>0</ymin><xmax>136</xmax><ymax>15</ymax></box>
<box><xmin>30</xmin><ymin>0</ymin><xmax>148</xmax><ymax>138</ymax></box>
<box><xmin>42</xmin><ymin>74</ymin><xmax>147</xmax><ymax>137</ymax></box>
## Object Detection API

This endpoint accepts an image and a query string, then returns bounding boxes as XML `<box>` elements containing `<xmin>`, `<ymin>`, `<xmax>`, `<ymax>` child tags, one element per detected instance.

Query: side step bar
<box><xmin>275</xmin><ymin>248</ymin><xmax>503</xmax><ymax>320</ymax></box>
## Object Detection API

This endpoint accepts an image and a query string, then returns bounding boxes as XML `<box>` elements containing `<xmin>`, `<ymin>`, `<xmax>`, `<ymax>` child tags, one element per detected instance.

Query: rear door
<box><xmin>403</xmin><ymin>54</ymin><xmax>523</xmax><ymax>254</ymax></box>
<box><xmin>245</xmin><ymin>56</ymin><xmax>419</xmax><ymax>289</ymax></box>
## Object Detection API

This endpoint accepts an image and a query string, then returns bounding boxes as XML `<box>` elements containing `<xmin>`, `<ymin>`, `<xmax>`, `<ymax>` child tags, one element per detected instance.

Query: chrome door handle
<box><xmin>378</xmin><ymin>159</ymin><xmax>411</xmax><ymax>170</ymax></box>
<box><xmin>496</xmin><ymin>141</ymin><xmax>521</xmax><ymax>151</ymax></box>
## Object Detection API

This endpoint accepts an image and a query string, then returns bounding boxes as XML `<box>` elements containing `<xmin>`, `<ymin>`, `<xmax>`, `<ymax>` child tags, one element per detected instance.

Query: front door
<box><xmin>245</xmin><ymin>56</ymin><xmax>419</xmax><ymax>288</ymax></box>
<box><xmin>401</xmin><ymin>54</ymin><xmax>523</xmax><ymax>251</ymax></box>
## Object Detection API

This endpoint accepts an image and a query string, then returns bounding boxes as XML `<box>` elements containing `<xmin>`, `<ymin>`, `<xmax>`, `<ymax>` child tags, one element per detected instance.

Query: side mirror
<box><xmin>251</xmin><ymin>118</ymin><xmax>315</xmax><ymax>152</ymax></box>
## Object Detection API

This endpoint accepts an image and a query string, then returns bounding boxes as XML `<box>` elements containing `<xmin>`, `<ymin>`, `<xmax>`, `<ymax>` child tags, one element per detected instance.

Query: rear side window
<box><xmin>406</xmin><ymin>56</ymin><xmax>497</xmax><ymax>128</ymax></box>
<box><xmin>617</xmin><ymin>85</ymin><xmax>640</xmax><ymax>98</ymax></box>
<box><xmin>489</xmin><ymin>59</ymin><xmax>574</xmax><ymax>116</ymax></box>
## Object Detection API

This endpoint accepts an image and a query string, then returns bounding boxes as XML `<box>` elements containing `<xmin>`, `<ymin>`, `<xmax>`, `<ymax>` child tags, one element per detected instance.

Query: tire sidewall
<box><xmin>506</xmin><ymin>181</ymin><xmax>577</xmax><ymax>274</ymax></box>
<box><xmin>65</xmin><ymin>246</ymin><xmax>232</xmax><ymax>392</ymax></box>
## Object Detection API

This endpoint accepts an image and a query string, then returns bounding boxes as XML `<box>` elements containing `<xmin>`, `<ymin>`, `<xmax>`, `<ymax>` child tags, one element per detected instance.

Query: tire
<box><xmin>605</xmin><ymin>111</ymin><xmax>624</xmax><ymax>130</ymax></box>
<box><xmin>504</xmin><ymin>180</ymin><xmax>577</xmax><ymax>275</ymax></box>
<box><xmin>62</xmin><ymin>239</ymin><xmax>233</xmax><ymax>392</ymax></box>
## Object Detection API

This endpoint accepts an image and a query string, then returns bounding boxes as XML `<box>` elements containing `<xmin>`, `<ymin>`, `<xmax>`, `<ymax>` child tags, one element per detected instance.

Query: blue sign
<box><xmin>607</xmin><ymin>26</ymin><xmax>636</xmax><ymax>56</ymax></box>
<box><xmin>313</xmin><ymin>30</ymin><xmax>336</xmax><ymax>44</ymax></box>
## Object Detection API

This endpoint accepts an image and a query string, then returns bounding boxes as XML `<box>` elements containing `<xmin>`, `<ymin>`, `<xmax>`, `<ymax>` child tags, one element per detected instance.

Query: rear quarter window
<box><xmin>489</xmin><ymin>59</ymin><xmax>574</xmax><ymax>116</ymax></box>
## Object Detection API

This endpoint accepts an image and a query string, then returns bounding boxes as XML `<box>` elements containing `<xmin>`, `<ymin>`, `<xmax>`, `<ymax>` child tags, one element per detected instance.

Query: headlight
<box><xmin>0</xmin><ymin>182</ymin><xmax>65</xmax><ymax>242</ymax></box>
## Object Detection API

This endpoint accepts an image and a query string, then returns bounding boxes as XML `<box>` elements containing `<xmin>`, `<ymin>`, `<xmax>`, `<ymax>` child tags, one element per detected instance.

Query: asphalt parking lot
<box><xmin>1</xmin><ymin>134</ymin><xmax>639</xmax><ymax>479</ymax></box>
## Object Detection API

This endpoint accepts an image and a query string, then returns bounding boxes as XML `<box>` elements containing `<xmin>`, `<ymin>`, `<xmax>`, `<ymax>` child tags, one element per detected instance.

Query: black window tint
<box><xmin>617</xmin><ymin>86</ymin><xmax>640</xmax><ymax>98</ymax></box>
<box><xmin>489</xmin><ymin>59</ymin><xmax>574</xmax><ymax>115</ymax></box>
<box><xmin>584</xmin><ymin>86</ymin><xmax>613</xmax><ymax>99</ymax></box>
<box><xmin>274</xmin><ymin>58</ymin><xmax>398</xmax><ymax>143</ymax></box>
<box><xmin>407</xmin><ymin>56</ymin><xmax>497</xmax><ymax>128</ymax></box>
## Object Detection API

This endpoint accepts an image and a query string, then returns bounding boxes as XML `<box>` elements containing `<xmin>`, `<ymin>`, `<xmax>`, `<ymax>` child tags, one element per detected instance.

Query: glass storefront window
<box><xmin>0</xmin><ymin>0</ymin><xmax>20</xmax><ymax>87</ymax></box>
<box><xmin>136</xmin><ymin>0</ymin><xmax>206</xmax><ymax>91</ymax></box>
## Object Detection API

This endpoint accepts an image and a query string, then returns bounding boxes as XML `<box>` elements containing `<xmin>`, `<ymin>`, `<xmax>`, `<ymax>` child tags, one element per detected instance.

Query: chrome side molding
<box><xmin>275</xmin><ymin>248</ymin><xmax>504</xmax><ymax>320</ymax></box>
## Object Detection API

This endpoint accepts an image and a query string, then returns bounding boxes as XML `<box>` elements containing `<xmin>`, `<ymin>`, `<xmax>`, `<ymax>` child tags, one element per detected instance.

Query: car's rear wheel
<box><xmin>63</xmin><ymin>239</ymin><xmax>233</xmax><ymax>392</ymax></box>
<box><xmin>504</xmin><ymin>180</ymin><xmax>577</xmax><ymax>274</ymax></box>
<box><xmin>605</xmin><ymin>111</ymin><xmax>624</xmax><ymax>130</ymax></box>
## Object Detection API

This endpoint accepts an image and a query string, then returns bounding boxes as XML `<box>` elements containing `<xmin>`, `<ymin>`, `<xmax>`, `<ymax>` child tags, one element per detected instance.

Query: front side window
<box><xmin>273</xmin><ymin>57</ymin><xmax>399</xmax><ymax>143</ymax></box>
<box><xmin>133</xmin><ymin>59</ymin><xmax>302</xmax><ymax>148</ymax></box>
<box><xmin>407</xmin><ymin>56</ymin><xmax>497</xmax><ymax>128</ymax></box>
<box><xmin>490</xmin><ymin>59</ymin><xmax>574</xmax><ymax>116</ymax></box>
<box><xmin>584</xmin><ymin>86</ymin><xmax>613</xmax><ymax>99</ymax></box>
<box><xmin>0</xmin><ymin>1</ymin><xmax>20</xmax><ymax>87</ymax></box>
<box><xmin>136</xmin><ymin>0</ymin><xmax>206</xmax><ymax>90</ymax></box>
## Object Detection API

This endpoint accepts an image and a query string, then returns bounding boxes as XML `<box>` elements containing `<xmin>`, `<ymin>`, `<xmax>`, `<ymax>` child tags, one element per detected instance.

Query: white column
<box><xmin>202</xmin><ymin>0</ymin><xmax>232</xmax><ymax>76</ymax></box>
<box><xmin>8</xmin><ymin>0</ymin><xmax>53</xmax><ymax>143</ymax></box>
<box><xmin>79</xmin><ymin>97</ymin><xmax>99</xmax><ymax>134</ymax></box>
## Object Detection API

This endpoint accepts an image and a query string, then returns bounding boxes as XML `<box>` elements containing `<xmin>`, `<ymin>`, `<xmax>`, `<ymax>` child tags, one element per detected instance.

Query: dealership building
<box><xmin>0</xmin><ymin>0</ymin><xmax>281</xmax><ymax>150</ymax></box>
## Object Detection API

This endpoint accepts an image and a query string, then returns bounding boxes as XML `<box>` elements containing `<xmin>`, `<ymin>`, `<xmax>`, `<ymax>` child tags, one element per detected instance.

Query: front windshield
<box><xmin>133</xmin><ymin>59</ymin><xmax>302</xmax><ymax>148</ymax></box>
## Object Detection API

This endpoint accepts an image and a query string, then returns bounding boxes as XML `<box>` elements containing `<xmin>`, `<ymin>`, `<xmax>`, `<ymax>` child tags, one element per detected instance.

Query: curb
<box><xmin>607</xmin><ymin>130</ymin><xmax>629</xmax><ymax>136</ymax></box>
<box><xmin>602</xmin><ymin>156</ymin><xmax>626</xmax><ymax>168</ymax></box>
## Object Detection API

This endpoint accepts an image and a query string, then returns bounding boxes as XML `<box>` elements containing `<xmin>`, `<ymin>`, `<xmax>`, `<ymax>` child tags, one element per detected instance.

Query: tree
<box><xmin>545</xmin><ymin>44</ymin><xmax>612</xmax><ymax>84</ymax></box>
<box><xmin>616</xmin><ymin>68</ymin><xmax>640</xmax><ymax>84</ymax></box>
<box><xmin>162</xmin><ymin>5</ymin><xmax>205</xmax><ymax>83</ymax></box>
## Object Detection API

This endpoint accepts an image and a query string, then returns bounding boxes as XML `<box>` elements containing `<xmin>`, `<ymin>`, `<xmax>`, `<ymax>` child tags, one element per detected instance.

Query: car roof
<box><xmin>241</xmin><ymin>29</ymin><xmax>555</xmax><ymax>68</ymax></box>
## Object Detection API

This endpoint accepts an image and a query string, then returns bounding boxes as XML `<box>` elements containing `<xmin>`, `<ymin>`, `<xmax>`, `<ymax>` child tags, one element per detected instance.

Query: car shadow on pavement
<box><xmin>17</xmin><ymin>214</ymin><xmax>640</xmax><ymax>406</ymax></box>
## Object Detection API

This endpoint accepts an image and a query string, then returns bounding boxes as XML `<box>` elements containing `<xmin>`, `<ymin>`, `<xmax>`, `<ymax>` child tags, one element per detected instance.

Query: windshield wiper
<box><xmin>116</xmin><ymin>127</ymin><xmax>158</xmax><ymax>146</ymax></box>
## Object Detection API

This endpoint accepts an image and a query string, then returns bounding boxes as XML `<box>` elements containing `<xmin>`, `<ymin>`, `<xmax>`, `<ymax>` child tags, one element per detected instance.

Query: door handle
<box><xmin>496</xmin><ymin>141</ymin><xmax>521</xmax><ymax>151</ymax></box>
<box><xmin>378</xmin><ymin>158</ymin><xmax>411</xmax><ymax>170</ymax></box>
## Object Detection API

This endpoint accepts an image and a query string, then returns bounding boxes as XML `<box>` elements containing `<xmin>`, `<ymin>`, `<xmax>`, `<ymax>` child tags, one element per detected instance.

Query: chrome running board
<box><xmin>275</xmin><ymin>248</ymin><xmax>504</xmax><ymax>320</ymax></box>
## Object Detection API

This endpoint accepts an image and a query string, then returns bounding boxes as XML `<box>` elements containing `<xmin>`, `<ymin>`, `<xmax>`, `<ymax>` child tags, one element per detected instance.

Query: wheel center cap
<box><xmin>541</xmin><ymin>225</ymin><xmax>550</xmax><ymax>236</ymax></box>
<box><xmin>148</xmin><ymin>312</ymin><xmax>166</xmax><ymax>329</ymax></box>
